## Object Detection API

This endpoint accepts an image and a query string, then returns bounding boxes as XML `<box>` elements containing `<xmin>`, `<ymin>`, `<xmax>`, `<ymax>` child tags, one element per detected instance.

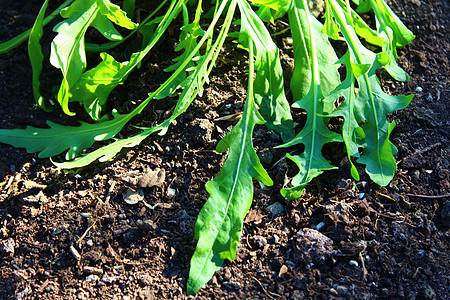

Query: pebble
<box><xmin>266</xmin><ymin>202</ymin><xmax>284</xmax><ymax>216</ymax></box>
<box><xmin>83</xmin><ymin>266</ymin><xmax>103</xmax><ymax>275</ymax></box>
<box><xmin>0</xmin><ymin>238</ymin><xmax>15</xmax><ymax>255</ymax></box>
<box><xmin>136</xmin><ymin>219</ymin><xmax>157</xmax><ymax>231</ymax></box>
<box><xmin>415</xmin><ymin>86</ymin><xmax>423</xmax><ymax>92</ymax></box>
<box><xmin>294</xmin><ymin>228</ymin><xmax>333</xmax><ymax>263</ymax></box>
<box><xmin>314</xmin><ymin>222</ymin><xmax>325</xmax><ymax>231</ymax></box>
<box><xmin>70</xmin><ymin>245</ymin><xmax>81</xmax><ymax>261</ymax></box>
<box><xmin>349</xmin><ymin>260</ymin><xmax>359</xmax><ymax>267</ymax></box>
<box><xmin>85</xmin><ymin>274</ymin><xmax>99</xmax><ymax>283</ymax></box>
<box><xmin>252</xmin><ymin>235</ymin><xmax>267</xmax><ymax>248</ymax></box>
<box><xmin>335</xmin><ymin>285</ymin><xmax>350</xmax><ymax>297</ymax></box>
<box><xmin>222</xmin><ymin>280</ymin><xmax>241</xmax><ymax>290</ymax></box>
<box><xmin>101</xmin><ymin>273</ymin><xmax>118</xmax><ymax>284</ymax></box>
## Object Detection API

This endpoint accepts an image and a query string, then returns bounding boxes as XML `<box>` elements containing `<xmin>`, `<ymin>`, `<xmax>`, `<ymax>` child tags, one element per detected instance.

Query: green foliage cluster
<box><xmin>0</xmin><ymin>0</ymin><xmax>414</xmax><ymax>294</ymax></box>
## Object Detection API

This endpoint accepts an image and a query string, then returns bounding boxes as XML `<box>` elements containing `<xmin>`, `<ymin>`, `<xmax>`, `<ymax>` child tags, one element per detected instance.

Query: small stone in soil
<box><xmin>349</xmin><ymin>260</ymin><xmax>359</xmax><ymax>267</ymax></box>
<box><xmin>266</xmin><ymin>202</ymin><xmax>284</xmax><ymax>216</ymax></box>
<box><xmin>0</xmin><ymin>238</ymin><xmax>15</xmax><ymax>255</ymax></box>
<box><xmin>294</xmin><ymin>228</ymin><xmax>333</xmax><ymax>264</ymax></box>
<box><xmin>252</xmin><ymin>235</ymin><xmax>267</xmax><ymax>248</ymax></box>
<box><xmin>85</xmin><ymin>274</ymin><xmax>99</xmax><ymax>283</ymax></box>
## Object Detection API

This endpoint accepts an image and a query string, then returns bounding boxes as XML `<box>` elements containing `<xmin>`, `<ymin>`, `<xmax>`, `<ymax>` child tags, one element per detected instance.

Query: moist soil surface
<box><xmin>0</xmin><ymin>0</ymin><xmax>449</xmax><ymax>299</ymax></box>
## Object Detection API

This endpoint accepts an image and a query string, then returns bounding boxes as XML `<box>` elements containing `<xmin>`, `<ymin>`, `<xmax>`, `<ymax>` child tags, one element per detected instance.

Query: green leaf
<box><xmin>123</xmin><ymin>0</ymin><xmax>136</xmax><ymax>20</ymax></box>
<box><xmin>69</xmin><ymin>52</ymin><xmax>133</xmax><ymax>121</ymax></box>
<box><xmin>68</xmin><ymin>0</ymin><xmax>180</xmax><ymax>120</ymax></box>
<box><xmin>238</xmin><ymin>0</ymin><xmax>294</xmax><ymax>142</ymax></box>
<box><xmin>28</xmin><ymin>0</ymin><xmax>50</xmax><ymax>111</ymax></box>
<box><xmin>187</xmin><ymin>30</ymin><xmax>272</xmax><ymax>294</ymax></box>
<box><xmin>355</xmin><ymin>54</ymin><xmax>413</xmax><ymax>185</ymax></box>
<box><xmin>278</xmin><ymin>0</ymin><xmax>342</xmax><ymax>199</ymax></box>
<box><xmin>50</xmin><ymin>0</ymin><xmax>136</xmax><ymax>116</ymax></box>
<box><xmin>289</xmin><ymin>0</ymin><xmax>340</xmax><ymax>106</ymax></box>
<box><xmin>0</xmin><ymin>110</ymin><xmax>134</xmax><ymax>161</ymax></box>
<box><xmin>248</xmin><ymin>0</ymin><xmax>291</xmax><ymax>13</ymax></box>
<box><xmin>322</xmin><ymin>51</ymin><xmax>371</xmax><ymax>181</ymax></box>
<box><xmin>368</xmin><ymin>0</ymin><xmax>415</xmax><ymax>81</ymax></box>
<box><xmin>328</xmin><ymin>0</ymin><xmax>413</xmax><ymax>186</ymax></box>
<box><xmin>54</xmin><ymin>0</ymin><xmax>236</xmax><ymax>168</ymax></box>
<box><xmin>96</xmin><ymin>0</ymin><xmax>137</xmax><ymax>30</ymax></box>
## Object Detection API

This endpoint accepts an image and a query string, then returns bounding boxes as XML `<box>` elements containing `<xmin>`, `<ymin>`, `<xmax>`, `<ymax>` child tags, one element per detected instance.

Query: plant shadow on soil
<box><xmin>0</xmin><ymin>0</ymin><xmax>449</xmax><ymax>299</ymax></box>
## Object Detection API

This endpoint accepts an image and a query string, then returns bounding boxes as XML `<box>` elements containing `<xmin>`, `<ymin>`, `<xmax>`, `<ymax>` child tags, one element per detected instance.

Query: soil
<box><xmin>0</xmin><ymin>0</ymin><xmax>449</xmax><ymax>299</ymax></box>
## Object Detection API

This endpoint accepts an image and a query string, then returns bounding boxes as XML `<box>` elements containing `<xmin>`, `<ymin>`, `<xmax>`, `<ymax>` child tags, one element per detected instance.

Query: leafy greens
<box><xmin>0</xmin><ymin>0</ymin><xmax>415</xmax><ymax>295</ymax></box>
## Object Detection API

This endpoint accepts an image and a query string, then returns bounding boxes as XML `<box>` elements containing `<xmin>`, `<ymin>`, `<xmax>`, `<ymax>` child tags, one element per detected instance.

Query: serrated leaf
<box><xmin>368</xmin><ymin>0</ymin><xmax>415</xmax><ymax>81</ymax></box>
<box><xmin>96</xmin><ymin>0</ymin><xmax>137</xmax><ymax>30</ymax></box>
<box><xmin>355</xmin><ymin>54</ymin><xmax>413</xmax><ymax>185</ymax></box>
<box><xmin>69</xmin><ymin>52</ymin><xmax>132</xmax><ymax>121</ymax></box>
<box><xmin>50</xmin><ymin>0</ymin><xmax>136</xmax><ymax>116</ymax></box>
<box><xmin>68</xmin><ymin>0</ymin><xmax>181</xmax><ymax>120</ymax></box>
<box><xmin>187</xmin><ymin>33</ymin><xmax>272</xmax><ymax>294</ymax></box>
<box><xmin>0</xmin><ymin>110</ymin><xmax>134</xmax><ymax>161</ymax></box>
<box><xmin>238</xmin><ymin>0</ymin><xmax>294</xmax><ymax>142</ymax></box>
<box><xmin>55</xmin><ymin>0</ymin><xmax>236</xmax><ymax>168</ymax></box>
<box><xmin>278</xmin><ymin>0</ymin><xmax>342</xmax><ymax>199</ymax></box>
<box><xmin>322</xmin><ymin>51</ymin><xmax>371</xmax><ymax>181</ymax></box>
<box><xmin>328</xmin><ymin>0</ymin><xmax>413</xmax><ymax>186</ymax></box>
<box><xmin>28</xmin><ymin>0</ymin><xmax>50</xmax><ymax>111</ymax></box>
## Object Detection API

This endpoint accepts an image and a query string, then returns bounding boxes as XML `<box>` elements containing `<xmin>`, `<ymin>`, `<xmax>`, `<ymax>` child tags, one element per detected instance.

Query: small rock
<box><xmin>349</xmin><ymin>260</ymin><xmax>359</xmax><ymax>267</ymax></box>
<box><xmin>101</xmin><ymin>273</ymin><xmax>118</xmax><ymax>284</ymax></box>
<box><xmin>136</xmin><ymin>219</ymin><xmax>156</xmax><ymax>231</ymax></box>
<box><xmin>85</xmin><ymin>274</ymin><xmax>99</xmax><ymax>283</ymax></box>
<box><xmin>335</xmin><ymin>285</ymin><xmax>350</xmax><ymax>297</ymax></box>
<box><xmin>278</xmin><ymin>265</ymin><xmax>288</xmax><ymax>277</ymax></box>
<box><xmin>222</xmin><ymin>280</ymin><xmax>241</xmax><ymax>290</ymax></box>
<box><xmin>69</xmin><ymin>245</ymin><xmax>81</xmax><ymax>261</ymax></box>
<box><xmin>266</xmin><ymin>202</ymin><xmax>284</xmax><ymax>216</ymax></box>
<box><xmin>328</xmin><ymin>288</ymin><xmax>338</xmax><ymax>296</ymax></box>
<box><xmin>252</xmin><ymin>235</ymin><xmax>267</xmax><ymax>248</ymax></box>
<box><xmin>415</xmin><ymin>86</ymin><xmax>423</xmax><ymax>92</ymax></box>
<box><xmin>294</xmin><ymin>228</ymin><xmax>333</xmax><ymax>264</ymax></box>
<box><xmin>123</xmin><ymin>188</ymin><xmax>144</xmax><ymax>205</ymax></box>
<box><xmin>381</xmin><ymin>288</ymin><xmax>390</xmax><ymax>296</ymax></box>
<box><xmin>0</xmin><ymin>238</ymin><xmax>15</xmax><ymax>255</ymax></box>
<box><xmin>83</xmin><ymin>266</ymin><xmax>103</xmax><ymax>275</ymax></box>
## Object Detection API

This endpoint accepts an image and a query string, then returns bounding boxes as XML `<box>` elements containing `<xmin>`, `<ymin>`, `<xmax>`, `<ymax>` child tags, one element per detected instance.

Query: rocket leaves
<box><xmin>0</xmin><ymin>0</ymin><xmax>415</xmax><ymax>295</ymax></box>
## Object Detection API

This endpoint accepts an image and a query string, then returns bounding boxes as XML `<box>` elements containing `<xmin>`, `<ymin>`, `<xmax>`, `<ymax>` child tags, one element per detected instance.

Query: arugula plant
<box><xmin>0</xmin><ymin>0</ymin><xmax>414</xmax><ymax>294</ymax></box>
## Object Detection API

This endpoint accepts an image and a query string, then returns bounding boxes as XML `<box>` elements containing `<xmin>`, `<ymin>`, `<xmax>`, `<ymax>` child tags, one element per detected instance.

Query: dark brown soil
<box><xmin>0</xmin><ymin>0</ymin><xmax>449</xmax><ymax>299</ymax></box>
